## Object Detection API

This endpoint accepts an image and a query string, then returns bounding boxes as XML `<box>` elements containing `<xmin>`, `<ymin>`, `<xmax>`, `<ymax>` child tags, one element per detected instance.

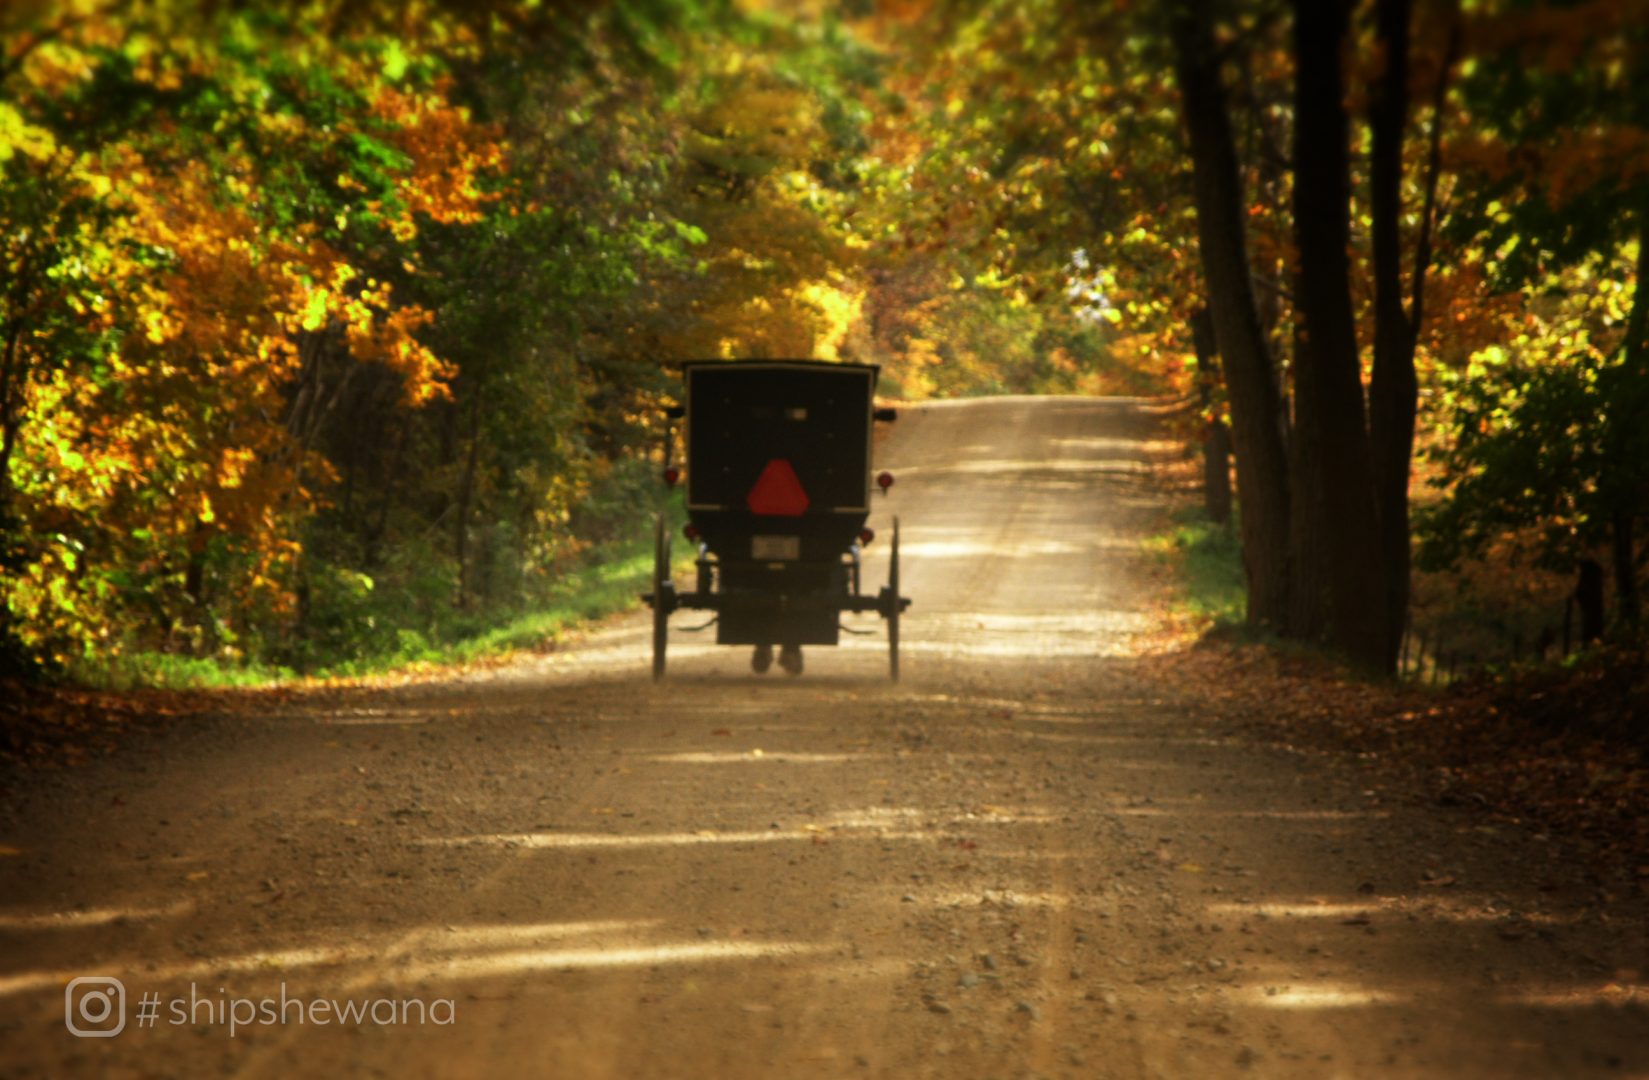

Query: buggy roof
<box><xmin>678</xmin><ymin>358</ymin><xmax>880</xmax><ymax>378</ymax></box>
<box><xmin>682</xmin><ymin>360</ymin><xmax>879</xmax><ymax>518</ymax></box>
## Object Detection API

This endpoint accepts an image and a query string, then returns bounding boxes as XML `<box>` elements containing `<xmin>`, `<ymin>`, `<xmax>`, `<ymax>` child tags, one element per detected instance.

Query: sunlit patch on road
<box><xmin>398</xmin><ymin>940</ymin><xmax>835</xmax><ymax>982</ymax></box>
<box><xmin>896</xmin><ymin>887</ymin><xmax>1083</xmax><ymax>911</ymax></box>
<box><xmin>1205</xmin><ymin>898</ymin><xmax>1581</xmax><ymax>925</ymax></box>
<box><xmin>1502</xmin><ymin>983</ymin><xmax>1648</xmax><ymax>1007</ymax></box>
<box><xmin>0</xmin><ymin>919</ymin><xmax>668</xmax><ymax>998</ymax></box>
<box><xmin>894</xmin><ymin>611</ymin><xmax>1157</xmax><ymax>659</ymax></box>
<box><xmin>1235</xmin><ymin>983</ymin><xmax>1406</xmax><ymax>1008</ymax></box>
<box><xmin>1112</xmin><ymin>805</ymin><xmax>1391</xmax><ymax>820</ymax></box>
<box><xmin>889</xmin><ymin>457</ymin><xmax>1155</xmax><ymax>479</ymax></box>
<box><xmin>0</xmin><ymin>919</ymin><xmax>843</xmax><ymax>1032</ymax></box>
<box><xmin>317</xmin><ymin>709</ymin><xmax>432</xmax><ymax>726</ymax></box>
<box><xmin>899</xmin><ymin>538</ymin><xmax>1110</xmax><ymax>559</ymax></box>
<box><xmin>425</xmin><ymin>802</ymin><xmax>1058</xmax><ymax>850</ymax></box>
<box><xmin>637</xmin><ymin>750</ymin><xmax>872</xmax><ymax>764</ymax></box>
<box><xmin>0</xmin><ymin>900</ymin><xmax>194</xmax><ymax>931</ymax></box>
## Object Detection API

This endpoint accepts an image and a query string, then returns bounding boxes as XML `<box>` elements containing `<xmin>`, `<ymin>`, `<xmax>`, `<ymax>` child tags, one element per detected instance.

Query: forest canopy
<box><xmin>2</xmin><ymin>0</ymin><xmax>1643</xmax><ymax>680</ymax></box>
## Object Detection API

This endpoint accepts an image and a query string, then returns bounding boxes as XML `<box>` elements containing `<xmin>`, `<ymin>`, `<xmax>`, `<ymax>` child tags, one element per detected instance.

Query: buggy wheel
<box><xmin>888</xmin><ymin>516</ymin><xmax>901</xmax><ymax>682</ymax></box>
<box><xmin>651</xmin><ymin>513</ymin><xmax>670</xmax><ymax>682</ymax></box>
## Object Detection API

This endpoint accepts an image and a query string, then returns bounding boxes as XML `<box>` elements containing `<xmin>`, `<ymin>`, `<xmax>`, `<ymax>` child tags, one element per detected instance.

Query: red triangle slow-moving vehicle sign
<box><xmin>746</xmin><ymin>458</ymin><xmax>811</xmax><ymax>516</ymax></box>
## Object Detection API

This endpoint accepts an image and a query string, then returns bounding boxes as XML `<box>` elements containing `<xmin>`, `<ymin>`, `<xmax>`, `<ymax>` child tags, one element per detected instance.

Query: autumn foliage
<box><xmin>2</xmin><ymin>0</ymin><xmax>1644</xmax><ymax>681</ymax></box>
<box><xmin>1</xmin><ymin>4</ymin><xmax>504</xmax><ymax>671</ymax></box>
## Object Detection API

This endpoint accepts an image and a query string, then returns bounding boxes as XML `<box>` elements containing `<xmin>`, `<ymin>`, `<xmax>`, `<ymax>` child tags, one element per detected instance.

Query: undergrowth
<box><xmin>1148</xmin><ymin>506</ymin><xmax>1246</xmax><ymax>630</ymax></box>
<box><xmin>88</xmin><ymin>505</ymin><xmax>684</xmax><ymax>689</ymax></box>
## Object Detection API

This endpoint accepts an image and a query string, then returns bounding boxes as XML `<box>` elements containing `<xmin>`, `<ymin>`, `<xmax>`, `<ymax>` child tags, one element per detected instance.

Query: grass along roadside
<box><xmin>1147</xmin><ymin>506</ymin><xmax>1246</xmax><ymax>630</ymax></box>
<box><xmin>95</xmin><ymin>513</ymin><xmax>684</xmax><ymax>690</ymax></box>
<box><xmin>3</xmin><ymin>519</ymin><xmax>690</xmax><ymax>771</ymax></box>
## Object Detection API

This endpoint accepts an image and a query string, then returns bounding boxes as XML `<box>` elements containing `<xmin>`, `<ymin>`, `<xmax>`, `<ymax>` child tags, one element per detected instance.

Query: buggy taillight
<box><xmin>683</xmin><ymin>523</ymin><xmax>699</xmax><ymax>541</ymax></box>
<box><xmin>876</xmin><ymin>471</ymin><xmax>894</xmax><ymax>492</ymax></box>
<box><xmin>746</xmin><ymin>458</ymin><xmax>810</xmax><ymax>516</ymax></box>
<box><xmin>859</xmin><ymin>528</ymin><xmax>875</xmax><ymax>545</ymax></box>
<box><xmin>663</xmin><ymin>466</ymin><xmax>681</xmax><ymax>487</ymax></box>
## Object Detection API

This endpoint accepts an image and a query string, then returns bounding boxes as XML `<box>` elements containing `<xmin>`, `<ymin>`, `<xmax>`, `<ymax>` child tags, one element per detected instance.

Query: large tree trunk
<box><xmin>1191</xmin><ymin>307</ymin><xmax>1233</xmax><ymax>526</ymax></box>
<box><xmin>455</xmin><ymin>383</ymin><xmax>483</xmax><ymax>610</ymax></box>
<box><xmin>1613</xmin><ymin>511</ymin><xmax>1640</xmax><ymax>628</ymax></box>
<box><xmin>1170</xmin><ymin>2</ymin><xmax>1293</xmax><ymax>630</ymax></box>
<box><xmin>1368</xmin><ymin>0</ymin><xmax>1419</xmax><ymax>673</ymax></box>
<box><xmin>1290</xmin><ymin>0</ymin><xmax>1390</xmax><ymax>668</ymax></box>
<box><xmin>1371</xmin><ymin>0</ymin><xmax>1457</xmax><ymax>674</ymax></box>
<box><xmin>0</xmin><ymin>315</ymin><xmax>26</xmax><ymax>521</ymax></box>
<box><xmin>1286</xmin><ymin>324</ymin><xmax>1330</xmax><ymax>641</ymax></box>
<box><xmin>1609</xmin><ymin>199</ymin><xmax>1649</xmax><ymax>628</ymax></box>
<box><xmin>1577</xmin><ymin>559</ymin><xmax>1606</xmax><ymax>643</ymax></box>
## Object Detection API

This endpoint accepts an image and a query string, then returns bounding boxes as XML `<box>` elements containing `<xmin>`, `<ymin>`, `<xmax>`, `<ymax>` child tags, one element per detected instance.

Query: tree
<box><xmin>1164</xmin><ymin>0</ymin><xmax>1467</xmax><ymax>670</ymax></box>
<box><xmin>3</xmin><ymin>0</ymin><xmax>892</xmax><ymax>674</ymax></box>
<box><xmin>0</xmin><ymin>3</ymin><xmax>496</xmax><ymax>667</ymax></box>
<box><xmin>1421</xmin><ymin>0</ymin><xmax>1649</xmax><ymax>631</ymax></box>
<box><xmin>1168</xmin><ymin>1</ymin><xmax>1295</xmax><ymax>630</ymax></box>
<box><xmin>1287</xmin><ymin>0</ymin><xmax>1390</xmax><ymax>663</ymax></box>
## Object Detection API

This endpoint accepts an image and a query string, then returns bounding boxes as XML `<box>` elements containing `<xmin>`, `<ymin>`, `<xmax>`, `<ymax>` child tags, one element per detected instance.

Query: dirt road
<box><xmin>3</xmin><ymin>397</ymin><xmax>1646</xmax><ymax>1078</ymax></box>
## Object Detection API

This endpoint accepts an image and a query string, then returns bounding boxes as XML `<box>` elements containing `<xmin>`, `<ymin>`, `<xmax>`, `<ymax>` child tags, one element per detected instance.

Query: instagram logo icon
<box><xmin>65</xmin><ymin>977</ymin><xmax>125</xmax><ymax>1037</ymax></box>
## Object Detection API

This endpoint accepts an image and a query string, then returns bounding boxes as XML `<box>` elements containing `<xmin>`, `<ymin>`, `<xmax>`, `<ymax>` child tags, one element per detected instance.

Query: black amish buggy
<box><xmin>643</xmin><ymin>359</ymin><xmax>911</xmax><ymax>680</ymax></box>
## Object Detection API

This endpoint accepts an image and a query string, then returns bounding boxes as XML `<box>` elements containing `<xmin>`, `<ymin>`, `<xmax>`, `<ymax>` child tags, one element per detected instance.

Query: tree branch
<box><xmin>1410</xmin><ymin>14</ymin><xmax>1462</xmax><ymax>334</ymax></box>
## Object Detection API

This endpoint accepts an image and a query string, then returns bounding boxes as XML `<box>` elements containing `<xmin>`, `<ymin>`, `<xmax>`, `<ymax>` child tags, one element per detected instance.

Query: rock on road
<box><xmin>2</xmin><ymin>397</ymin><xmax>1646</xmax><ymax>1079</ymax></box>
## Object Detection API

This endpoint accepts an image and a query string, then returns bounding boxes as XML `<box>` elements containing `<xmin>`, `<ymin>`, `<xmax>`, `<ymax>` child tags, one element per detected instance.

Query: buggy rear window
<box><xmin>685</xmin><ymin>363</ymin><xmax>875</xmax><ymax>513</ymax></box>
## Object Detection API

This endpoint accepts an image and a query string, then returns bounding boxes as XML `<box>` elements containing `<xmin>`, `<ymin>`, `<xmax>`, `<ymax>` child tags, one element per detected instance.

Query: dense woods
<box><xmin>2</xmin><ymin>0</ymin><xmax>1644</xmax><ymax>682</ymax></box>
<box><xmin>891</xmin><ymin>0</ymin><xmax>1646</xmax><ymax>674</ymax></box>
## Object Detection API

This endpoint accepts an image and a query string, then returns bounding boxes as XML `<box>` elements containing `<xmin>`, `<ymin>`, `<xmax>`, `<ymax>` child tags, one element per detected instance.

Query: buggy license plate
<box><xmin>751</xmin><ymin>535</ymin><xmax>800</xmax><ymax>560</ymax></box>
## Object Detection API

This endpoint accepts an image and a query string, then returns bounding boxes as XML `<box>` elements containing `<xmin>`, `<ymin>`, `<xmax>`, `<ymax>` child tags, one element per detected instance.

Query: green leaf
<box><xmin>382</xmin><ymin>40</ymin><xmax>410</xmax><ymax>82</ymax></box>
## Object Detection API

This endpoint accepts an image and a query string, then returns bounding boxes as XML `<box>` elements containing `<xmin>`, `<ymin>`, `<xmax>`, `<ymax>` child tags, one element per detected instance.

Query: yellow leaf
<box><xmin>0</xmin><ymin>101</ymin><xmax>58</xmax><ymax>162</ymax></box>
<box><xmin>300</xmin><ymin>288</ymin><xmax>330</xmax><ymax>332</ymax></box>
